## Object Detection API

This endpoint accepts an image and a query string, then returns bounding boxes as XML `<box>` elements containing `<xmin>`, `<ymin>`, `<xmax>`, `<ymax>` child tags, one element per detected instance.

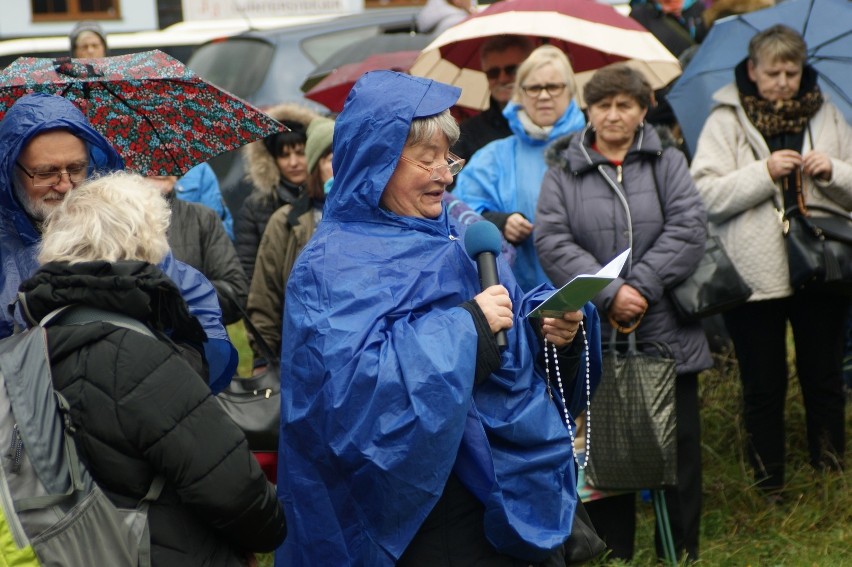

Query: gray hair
<box><xmin>38</xmin><ymin>171</ymin><xmax>171</xmax><ymax>265</ymax></box>
<box><xmin>512</xmin><ymin>45</ymin><xmax>577</xmax><ymax>104</ymax></box>
<box><xmin>405</xmin><ymin>109</ymin><xmax>460</xmax><ymax>148</ymax></box>
<box><xmin>748</xmin><ymin>24</ymin><xmax>807</xmax><ymax>67</ymax></box>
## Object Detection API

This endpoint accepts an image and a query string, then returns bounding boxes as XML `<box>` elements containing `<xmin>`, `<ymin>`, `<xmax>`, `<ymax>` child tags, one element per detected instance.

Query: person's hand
<box><xmin>541</xmin><ymin>310</ymin><xmax>584</xmax><ymax>348</ymax></box>
<box><xmin>766</xmin><ymin>149</ymin><xmax>803</xmax><ymax>181</ymax></box>
<box><xmin>503</xmin><ymin>213</ymin><xmax>533</xmax><ymax>244</ymax></box>
<box><xmin>802</xmin><ymin>150</ymin><xmax>833</xmax><ymax>182</ymax></box>
<box><xmin>609</xmin><ymin>284</ymin><xmax>647</xmax><ymax>326</ymax></box>
<box><xmin>474</xmin><ymin>285</ymin><xmax>513</xmax><ymax>336</ymax></box>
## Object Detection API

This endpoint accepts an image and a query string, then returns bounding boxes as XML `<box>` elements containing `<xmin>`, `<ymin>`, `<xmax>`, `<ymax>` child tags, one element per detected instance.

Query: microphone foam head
<box><xmin>463</xmin><ymin>221</ymin><xmax>502</xmax><ymax>258</ymax></box>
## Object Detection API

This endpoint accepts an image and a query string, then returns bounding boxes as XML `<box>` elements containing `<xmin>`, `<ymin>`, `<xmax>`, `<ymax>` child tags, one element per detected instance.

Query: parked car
<box><xmin>186</xmin><ymin>7</ymin><xmax>430</xmax><ymax>215</ymax></box>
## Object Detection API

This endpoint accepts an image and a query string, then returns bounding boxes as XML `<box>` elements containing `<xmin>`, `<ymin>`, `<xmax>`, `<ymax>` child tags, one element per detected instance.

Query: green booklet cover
<box><xmin>526</xmin><ymin>249</ymin><xmax>630</xmax><ymax>318</ymax></box>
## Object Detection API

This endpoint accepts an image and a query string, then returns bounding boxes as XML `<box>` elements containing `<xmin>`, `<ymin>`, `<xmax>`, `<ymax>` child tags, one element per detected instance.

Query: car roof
<box><xmin>226</xmin><ymin>7</ymin><xmax>420</xmax><ymax>43</ymax></box>
<box><xmin>187</xmin><ymin>7</ymin><xmax>423</xmax><ymax>110</ymax></box>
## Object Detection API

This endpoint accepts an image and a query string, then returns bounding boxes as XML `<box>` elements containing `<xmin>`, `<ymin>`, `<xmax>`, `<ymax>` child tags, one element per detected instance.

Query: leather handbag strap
<box><xmin>235</xmin><ymin>302</ymin><xmax>279</xmax><ymax>365</ymax></box>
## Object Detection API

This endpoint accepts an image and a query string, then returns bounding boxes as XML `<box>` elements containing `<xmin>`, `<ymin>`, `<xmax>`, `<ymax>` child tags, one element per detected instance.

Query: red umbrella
<box><xmin>410</xmin><ymin>0</ymin><xmax>681</xmax><ymax>109</ymax></box>
<box><xmin>304</xmin><ymin>50</ymin><xmax>421</xmax><ymax>113</ymax></box>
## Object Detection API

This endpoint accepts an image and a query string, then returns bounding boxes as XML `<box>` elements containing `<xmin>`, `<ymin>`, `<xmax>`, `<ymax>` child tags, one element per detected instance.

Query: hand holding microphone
<box><xmin>464</xmin><ymin>221</ymin><xmax>512</xmax><ymax>348</ymax></box>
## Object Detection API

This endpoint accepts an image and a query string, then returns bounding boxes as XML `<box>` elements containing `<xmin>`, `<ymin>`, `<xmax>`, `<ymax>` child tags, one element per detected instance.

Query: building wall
<box><xmin>0</xmin><ymin>1</ymin><xmax>158</xmax><ymax>39</ymax></box>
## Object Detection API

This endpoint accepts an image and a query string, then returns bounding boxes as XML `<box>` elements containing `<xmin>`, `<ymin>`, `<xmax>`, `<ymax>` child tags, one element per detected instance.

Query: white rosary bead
<box><xmin>544</xmin><ymin>321</ymin><xmax>591</xmax><ymax>469</ymax></box>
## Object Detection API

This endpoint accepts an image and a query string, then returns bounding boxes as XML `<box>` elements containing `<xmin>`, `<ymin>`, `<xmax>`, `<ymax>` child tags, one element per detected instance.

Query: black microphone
<box><xmin>463</xmin><ymin>221</ymin><xmax>508</xmax><ymax>348</ymax></box>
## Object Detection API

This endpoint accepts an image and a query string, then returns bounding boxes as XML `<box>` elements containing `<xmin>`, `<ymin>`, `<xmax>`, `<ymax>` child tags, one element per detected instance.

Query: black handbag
<box><xmin>563</xmin><ymin>500</ymin><xmax>606</xmax><ymax>565</ymax></box>
<box><xmin>216</xmin><ymin>310</ymin><xmax>281</xmax><ymax>452</ymax></box>
<box><xmin>586</xmin><ymin>331</ymin><xmax>678</xmax><ymax>491</ymax></box>
<box><xmin>783</xmin><ymin>203</ymin><xmax>852</xmax><ymax>293</ymax></box>
<box><xmin>669</xmin><ymin>234</ymin><xmax>752</xmax><ymax>320</ymax></box>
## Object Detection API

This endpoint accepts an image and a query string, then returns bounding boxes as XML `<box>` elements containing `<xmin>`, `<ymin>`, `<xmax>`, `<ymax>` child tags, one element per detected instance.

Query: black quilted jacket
<box><xmin>18</xmin><ymin>261</ymin><xmax>286</xmax><ymax>566</ymax></box>
<box><xmin>167</xmin><ymin>196</ymin><xmax>248</xmax><ymax>326</ymax></box>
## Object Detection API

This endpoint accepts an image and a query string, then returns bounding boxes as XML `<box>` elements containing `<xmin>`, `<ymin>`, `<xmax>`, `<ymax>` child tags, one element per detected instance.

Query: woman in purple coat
<box><xmin>535</xmin><ymin>64</ymin><xmax>711</xmax><ymax>562</ymax></box>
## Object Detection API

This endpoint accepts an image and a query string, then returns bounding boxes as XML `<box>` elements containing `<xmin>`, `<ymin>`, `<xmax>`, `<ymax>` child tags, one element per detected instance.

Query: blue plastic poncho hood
<box><xmin>277</xmin><ymin>71</ymin><xmax>602</xmax><ymax>566</ymax></box>
<box><xmin>0</xmin><ymin>94</ymin><xmax>236</xmax><ymax>390</ymax></box>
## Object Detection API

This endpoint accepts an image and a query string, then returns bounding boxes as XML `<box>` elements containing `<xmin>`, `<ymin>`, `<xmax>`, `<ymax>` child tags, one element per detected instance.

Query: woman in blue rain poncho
<box><xmin>276</xmin><ymin>70</ymin><xmax>602</xmax><ymax>566</ymax></box>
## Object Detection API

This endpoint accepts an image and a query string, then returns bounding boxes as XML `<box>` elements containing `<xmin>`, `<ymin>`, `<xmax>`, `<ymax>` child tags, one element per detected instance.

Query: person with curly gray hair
<box><xmin>21</xmin><ymin>172</ymin><xmax>287</xmax><ymax>566</ymax></box>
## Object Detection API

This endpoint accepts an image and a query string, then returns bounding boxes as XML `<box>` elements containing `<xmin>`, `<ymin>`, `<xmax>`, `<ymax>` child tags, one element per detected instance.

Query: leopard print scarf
<box><xmin>737</xmin><ymin>61</ymin><xmax>824</xmax><ymax>138</ymax></box>
<box><xmin>741</xmin><ymin>89</ymin><xmax>823</xmax><ymax>138</ymax></box>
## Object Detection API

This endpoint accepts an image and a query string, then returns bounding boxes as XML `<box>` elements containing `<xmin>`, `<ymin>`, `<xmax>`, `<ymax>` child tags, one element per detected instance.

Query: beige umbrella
<box><xmin>409</xmin><ymin>0</ymin><xmax>682</xmax><ymax>110</ymax></box>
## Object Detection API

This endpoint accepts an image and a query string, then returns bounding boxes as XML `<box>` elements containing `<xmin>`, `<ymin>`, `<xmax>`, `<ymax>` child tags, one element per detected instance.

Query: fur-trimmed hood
<box><xmin>243</xmin><ymin>103</ymin><xmax>319</xmax><ymax>198</ymax></box>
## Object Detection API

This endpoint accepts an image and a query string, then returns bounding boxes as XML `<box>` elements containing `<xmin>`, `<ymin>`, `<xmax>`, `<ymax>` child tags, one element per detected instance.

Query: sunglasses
<box><xmin>484</xmin><ymin>64</ymin><xmax>519</xmax><ymax>80</ymax></box>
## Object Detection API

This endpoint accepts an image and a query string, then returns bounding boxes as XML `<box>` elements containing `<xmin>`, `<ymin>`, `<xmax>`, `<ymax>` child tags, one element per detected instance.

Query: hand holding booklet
<box><xmin>527</xmin><ymin>249</ymin><xmax>630</xmax><ymax>318</ymax></box>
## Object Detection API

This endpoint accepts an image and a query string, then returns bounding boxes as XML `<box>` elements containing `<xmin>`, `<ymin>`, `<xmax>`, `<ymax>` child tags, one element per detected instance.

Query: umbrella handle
<box><xmin>53</xmin><ymin>57</ymin><xmax>104</xmax><ymax>79</ymax></box>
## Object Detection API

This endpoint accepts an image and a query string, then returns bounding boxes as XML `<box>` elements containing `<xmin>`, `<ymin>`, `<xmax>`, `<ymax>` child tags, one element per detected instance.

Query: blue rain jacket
<box><xmin>0</xmin><ymin>93</ymin><xmax>237</xmax><ymax>392</ymax></box>
<box><xmin>454</xmin><ymin>100</ymin><xmax>585</xmax><ymax>292</ymax></box>
<box><xmin>276</xmin><ymin>72</ymin><xmax>602</xmax><ymax>566</ymax></box>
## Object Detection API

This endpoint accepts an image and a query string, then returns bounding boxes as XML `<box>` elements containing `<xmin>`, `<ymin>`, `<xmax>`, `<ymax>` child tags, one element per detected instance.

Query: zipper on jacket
<box><xmin>6</xmin><ymin>424</ymin><xmax>23</xmax><ymax>474</ymax></box>
<box><xmin>616</xmin><ymin>164</ymin><xmax>623</xmax><ymax>183</ymax></box>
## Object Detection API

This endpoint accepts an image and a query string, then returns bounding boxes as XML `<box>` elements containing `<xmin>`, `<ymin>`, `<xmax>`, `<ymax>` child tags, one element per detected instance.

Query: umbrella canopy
<box><xmin>409</xmin><ymin>0</ymin><xmax>681</xmax><ymax>110</ymax></box>
<box><xmin>667</xmin><ymin>0</ymin><xmax>852</xmax><ymax>156</ymax></box>
<box><xmin>0</xmin><ymin>50</ymin><xmax>284</xmax><ymax>176</ymax></box>
<box><xmin>304</xmin><ymin>50</ymin><xmax>421</xmax><ymax>113</ymax></box>
<box><xmin>300</xmin><ymin>33</ymin><xmax>436</xmax><ymax>94</ymax></box>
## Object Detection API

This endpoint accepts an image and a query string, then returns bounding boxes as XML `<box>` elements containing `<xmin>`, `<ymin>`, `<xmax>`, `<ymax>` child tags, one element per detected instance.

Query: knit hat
<box><xmin>69</xmin><ymin>21</ymin><xmax>108</xmax><ymax>55</ymax></box>
<box><xmin>305</xmin><ymin>117</ymin><xmax>335</xmax><ymax>173</ymax></box>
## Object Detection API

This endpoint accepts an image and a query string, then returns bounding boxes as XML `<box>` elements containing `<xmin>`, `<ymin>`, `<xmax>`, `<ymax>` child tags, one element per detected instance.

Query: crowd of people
<box><xmin>0</xmin><ymin>2</ymin><xmax>849</xmax><ymax>566</ymax></box>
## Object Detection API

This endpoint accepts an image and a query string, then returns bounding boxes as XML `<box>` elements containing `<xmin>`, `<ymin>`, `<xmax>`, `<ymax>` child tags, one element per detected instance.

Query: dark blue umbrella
<box><xmin>667</xmin><ymin>0</ymin><xmax>852</xmax><ymax>156</ymax></box>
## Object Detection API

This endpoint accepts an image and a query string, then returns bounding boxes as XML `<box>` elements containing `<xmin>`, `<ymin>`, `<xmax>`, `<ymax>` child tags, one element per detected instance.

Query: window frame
<box><xmin>31</xmin><ymin>0</ymin><xmax>121</xmax><ymax>23</ymax></box>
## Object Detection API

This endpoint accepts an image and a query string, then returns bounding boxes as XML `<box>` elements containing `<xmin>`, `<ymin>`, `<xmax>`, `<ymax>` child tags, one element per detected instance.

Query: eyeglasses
<box><xmin>521</xmin><ymin>82</ymin><xmax>568</xmax><ymax>98</ymax></box>
<box><xmin>484</xmin><ymin>64</ymin><xmax>519</xmax><ymax>80</ymax></box>
<box><xmin>16</xmin><ymin>161</ymin><xmax>88</xmax><ymax>188</ymax></box>
<box><xmin>399</xmin><ymin>152</ymin><xmax>465</xmax><ymax>181</ymax></box>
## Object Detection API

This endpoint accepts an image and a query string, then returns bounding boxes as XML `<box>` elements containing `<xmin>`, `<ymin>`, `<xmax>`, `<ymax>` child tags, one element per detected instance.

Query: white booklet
<box><xmin>526</xmin><ymin>249</ymin><xmax>630</xmax><ymax>318</ymax></box>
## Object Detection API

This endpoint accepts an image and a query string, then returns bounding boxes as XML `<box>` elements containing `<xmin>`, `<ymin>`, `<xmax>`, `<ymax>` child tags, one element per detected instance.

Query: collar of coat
<box><xmin>544</xmin><ymin>122</ymin><xmax>679</xmax><ymax>172</ymax></box>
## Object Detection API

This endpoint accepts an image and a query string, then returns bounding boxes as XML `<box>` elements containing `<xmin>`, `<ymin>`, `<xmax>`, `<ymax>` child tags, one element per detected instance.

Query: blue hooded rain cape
<box><xmin>0</xmin><ymin>93</ymin><xmax>237</xmax><ymax>391</ymax></box>
<box><xmin>276</xmin><ymin>71</ymin><xmax>602</xmax><ymax>566</ymax></box>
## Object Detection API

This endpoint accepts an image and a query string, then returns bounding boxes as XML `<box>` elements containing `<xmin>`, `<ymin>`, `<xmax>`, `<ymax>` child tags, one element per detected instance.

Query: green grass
<box><xmin>227</xmin><ymin>323</ymin><xmax>851</xmax><ymax>566</ymax></box>
<box><xmin>593</xmin><ymin>350</ymin><xmax>851</xmax><ymax>566</ymax></box>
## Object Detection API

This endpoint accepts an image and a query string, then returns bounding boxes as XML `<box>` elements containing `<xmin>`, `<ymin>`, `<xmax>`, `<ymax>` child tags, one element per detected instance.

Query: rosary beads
<box><xmin>544</xmin><ymin>321</ymin><xmax>591</xmax><ymax>469</ymax></box>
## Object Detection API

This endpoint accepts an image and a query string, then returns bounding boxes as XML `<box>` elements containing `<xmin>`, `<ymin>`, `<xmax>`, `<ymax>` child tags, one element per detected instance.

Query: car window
<box><xmin>188</xmin><ymin>38</ymin><xmax>274</xmax><ymax>100</ymax></box>
<box><xmin>300</xmin><ymin>25</ymin><xmax>382</xmax><ymax>67</ymax></box>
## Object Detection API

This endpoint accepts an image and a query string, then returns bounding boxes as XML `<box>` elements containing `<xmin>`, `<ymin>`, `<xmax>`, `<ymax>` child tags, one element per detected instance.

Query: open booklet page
<box><xmin>526</xmin><ymin>249</ymin><xmax>630</xmax><ymax>318</ymax></box>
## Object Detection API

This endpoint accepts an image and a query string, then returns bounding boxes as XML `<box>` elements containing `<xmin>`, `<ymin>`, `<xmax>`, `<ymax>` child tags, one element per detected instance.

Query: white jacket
<box><xmin>690</xmin><ymin>82</ymin><xmax>852</xmax><ymax>300</ymax></box>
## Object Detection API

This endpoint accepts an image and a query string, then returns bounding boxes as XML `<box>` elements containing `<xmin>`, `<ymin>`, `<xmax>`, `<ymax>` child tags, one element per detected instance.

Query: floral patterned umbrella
<box><xmin>0</xmin><ymin>50</ymin><xmax>285</xmax><ymax>175</ymax></box>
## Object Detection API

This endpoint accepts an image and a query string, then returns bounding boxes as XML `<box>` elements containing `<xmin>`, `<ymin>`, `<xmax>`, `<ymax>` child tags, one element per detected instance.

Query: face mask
<box><xmin>323</xmin><ymin>176</ymin><xmax>334</xmax><ymax>195</ymax></box>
